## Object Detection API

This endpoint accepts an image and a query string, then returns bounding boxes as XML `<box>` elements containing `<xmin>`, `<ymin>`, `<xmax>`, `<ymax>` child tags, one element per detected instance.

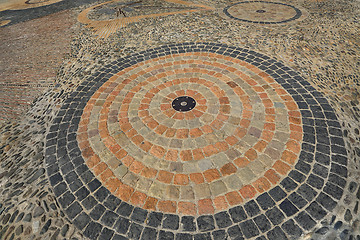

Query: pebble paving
<box><xmin>0</xmin><ymin>0</ymin><xmax>99</xmax><ymax>121</ymax></box>
<box><xmin>0</xmin><ymin>0</ymin><xmax>359</xmax><ymax>240</ymax></box>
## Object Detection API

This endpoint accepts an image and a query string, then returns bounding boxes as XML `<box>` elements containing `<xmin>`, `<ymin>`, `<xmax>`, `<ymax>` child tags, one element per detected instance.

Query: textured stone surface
<box><xmin>0</xmin><ymin>0</ymin><xmax>359</xmax><ymax>239</ymax></box>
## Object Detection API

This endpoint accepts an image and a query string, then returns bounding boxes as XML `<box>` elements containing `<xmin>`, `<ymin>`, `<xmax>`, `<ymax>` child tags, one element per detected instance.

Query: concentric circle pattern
<box><xmin>77</xmin><ymin>50</ymin><xmax>304</xmax><ymax>215</ymax></box>
<box><xmin>223</xmin><ymin>1</ymin><xmax>303</xmax><ymax>24</ymax></box>
<box><xmin>46</xmin><ymin>43</ymin><xmax>348</xmax><ymax>239</ymax></box>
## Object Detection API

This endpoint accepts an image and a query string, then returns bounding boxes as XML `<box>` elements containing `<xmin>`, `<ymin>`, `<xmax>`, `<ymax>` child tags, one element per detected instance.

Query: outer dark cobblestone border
<box><xmin>45</xmin><ymin>42</ymin><xmax>348</xmax><ymax>240</ymax></box>
<box><xmin>223</xmin><ymin>1</ymin><xmax>302</xmax><ymax>24</ymax></box>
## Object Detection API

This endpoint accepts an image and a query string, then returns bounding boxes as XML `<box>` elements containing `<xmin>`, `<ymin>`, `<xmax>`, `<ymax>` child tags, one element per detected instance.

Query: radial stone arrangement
<box><xmin>45</xmin><ymin>43</ymin><xmax>348</xmax><ymax>240</ymax></box>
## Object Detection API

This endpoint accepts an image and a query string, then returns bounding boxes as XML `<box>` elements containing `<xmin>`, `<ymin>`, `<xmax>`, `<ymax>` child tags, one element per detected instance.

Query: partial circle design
<box><xmin>224</xmin><ymin>1</ymin><xmax>303</xmax><ymax>24</ymax></box>
<box><xmin>26</xmin><ymin>0</ymin><xmax>52</xmax><ymax>4</ymax></box>
<box><xmin>0</xmin><ymin>20</ymin><xmax>11</xmax><ymax>26</ymax></box>
<box><xmin>0</xmin><ymin>0</ymin><xmax>63</xmax><ymax>11</ymax></box>
<box><xmin>77</xmin><ymin>0</ymin><xmax>214</xmax><ymax>39</ymax></box>
<box><xmin>46</xmin><ymin>43</ymin><xmax>348</xmax><ymax>240</ymax></box>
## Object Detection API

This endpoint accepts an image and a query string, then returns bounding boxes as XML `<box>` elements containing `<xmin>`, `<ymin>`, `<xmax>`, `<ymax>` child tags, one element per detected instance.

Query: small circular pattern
<box><xmin>256</xmin><ymin>9</ymin><xmax>266</xmax><ymax>13</ymax></box>
<box><xmin>223</xmin><ymin>1</ymin><xmax>303</xmax><ymax>24</ymax></box>
<box><xmin>46</xmin><ymin>43</ymin><xmax>348</xmax><ymax>240</ymax></box>
<box><xmin>172</xmin><ymin>96</ymin><xmax>196</xmax><ymax>112</ymax></box>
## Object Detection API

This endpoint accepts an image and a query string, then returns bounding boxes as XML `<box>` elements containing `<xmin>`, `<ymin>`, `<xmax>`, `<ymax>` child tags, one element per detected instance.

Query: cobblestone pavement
<box><xmin>0</xmin><ymin>0</ymin><xmax>359</xmax><ymax>239</ymax></box>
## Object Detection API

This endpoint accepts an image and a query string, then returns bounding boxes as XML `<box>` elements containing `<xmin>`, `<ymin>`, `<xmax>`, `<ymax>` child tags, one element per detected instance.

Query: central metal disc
<box><xmin>172</xmin><ymin>96</ymin><xmax>196</xmax><ymax>112</ymax></box>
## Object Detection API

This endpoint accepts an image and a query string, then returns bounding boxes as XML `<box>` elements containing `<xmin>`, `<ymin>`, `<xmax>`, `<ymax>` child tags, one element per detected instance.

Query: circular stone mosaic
<box><xmin>46</xmin><ymin>43</ymin><xmax>348</xmax><ymax>240</ymax></box>
<box><xmin>223</xmin><ymin>1</ymin><xmax>305</xmax><ymax>24</ymax></box>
